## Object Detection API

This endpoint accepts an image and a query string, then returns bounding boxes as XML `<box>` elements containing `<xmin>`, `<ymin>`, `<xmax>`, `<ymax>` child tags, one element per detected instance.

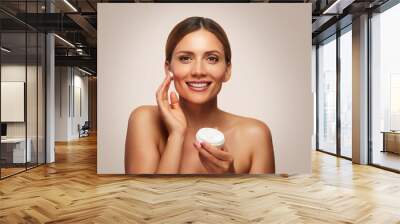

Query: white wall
<box><xmin>72</xmin><ymin>72</ymin><xmax>89</xmax><ymax>138</ymax></box>
<box><xmin>55</xmin><ymin>67</ymin><xmax>70</xmax><ymax>141</ymax></box>
<box><xmin>98</xmin><ymin>3</ymin><xmax>313</xmax><ymax>174</ymax></box>
<box><xmin>55</xmin><ymin>67</ymin><xmax>89</xmax><ymax>141</ymax></box>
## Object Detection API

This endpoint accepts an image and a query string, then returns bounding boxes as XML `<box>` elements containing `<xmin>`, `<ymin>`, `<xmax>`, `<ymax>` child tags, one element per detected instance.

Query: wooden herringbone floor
<box><xmin>1</xmin><ymin>134</ymin><xmax>400</xmax><ymax>224</ymax></box>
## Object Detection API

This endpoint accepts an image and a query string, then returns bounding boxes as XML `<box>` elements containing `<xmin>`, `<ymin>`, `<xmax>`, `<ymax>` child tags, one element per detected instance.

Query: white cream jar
<box><xmin>195</xmin><ymin>128</ymin><xmax>225</xmax><ymax>149</ymax></box>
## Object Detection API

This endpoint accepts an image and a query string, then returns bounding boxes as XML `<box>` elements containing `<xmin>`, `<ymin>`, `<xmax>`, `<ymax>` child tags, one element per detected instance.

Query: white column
<box><xmin>46</xmin><ymin>32</ymin><xmax>55</xmax><ymax>163</ymax></box>
<box><xmin>45</xmin><ymin>0</ymin><xmax>55</xmax><ymax>163</ymax></box>
<box><xmin>352</xmin><ymin>14</ymin><xmax>369</xmax><ymax>164</ymax></box>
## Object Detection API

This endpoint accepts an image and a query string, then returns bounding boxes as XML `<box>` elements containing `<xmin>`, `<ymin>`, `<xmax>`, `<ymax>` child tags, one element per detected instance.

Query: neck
<box><xmin>179</xmin><ymin>97</ymin><xmax>221</xmax><ymax>130</ymax></box>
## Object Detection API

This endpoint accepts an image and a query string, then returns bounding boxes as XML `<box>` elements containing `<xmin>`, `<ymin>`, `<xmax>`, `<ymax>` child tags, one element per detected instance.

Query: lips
<box><xmin>186</xmin><ymin>80</ymin><xmax>212</xmax><ymax>92</ymax></box>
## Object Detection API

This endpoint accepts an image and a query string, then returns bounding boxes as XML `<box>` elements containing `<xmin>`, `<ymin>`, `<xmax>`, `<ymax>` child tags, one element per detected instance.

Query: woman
<box><xmin>125</xmin><ymin>16</ymin><xmax>274</xmax><ymax>174</ymax></box>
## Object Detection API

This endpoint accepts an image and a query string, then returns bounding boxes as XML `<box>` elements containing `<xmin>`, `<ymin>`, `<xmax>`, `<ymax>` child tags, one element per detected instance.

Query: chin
<box><xmin>181</xmin><ymin>94</ymin><xmax>212</xmax><ymax>105</ymax></box>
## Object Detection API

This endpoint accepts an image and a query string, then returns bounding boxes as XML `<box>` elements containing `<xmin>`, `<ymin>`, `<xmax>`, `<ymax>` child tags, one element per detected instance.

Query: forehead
<box><xmin>174</xmin><ymin>29</ymin><xmax>224</xmax><ymax>53</ymax></box>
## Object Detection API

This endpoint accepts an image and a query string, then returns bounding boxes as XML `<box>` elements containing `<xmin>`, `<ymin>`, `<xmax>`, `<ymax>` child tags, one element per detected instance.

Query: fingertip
<box><xmin>170</xmin><ymin>91</ymin><xmax>179</xmax><ymax>103</ymax></box>
<box><xmin>194</xmin><ymin>141</ymin><xmax>201</xmax><ymax>148</ymax></box>
<box><xmin>200</xmin><ymin>142</ymin><xmax>207</xmax><ymax>147</ymax></box>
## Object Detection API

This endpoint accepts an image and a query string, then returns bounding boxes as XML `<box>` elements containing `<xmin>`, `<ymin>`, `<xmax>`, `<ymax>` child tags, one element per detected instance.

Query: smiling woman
<box><xmin>124</xmin><ymin>16</ymin><xmax>275</xmax><ymax>174</ymax></box>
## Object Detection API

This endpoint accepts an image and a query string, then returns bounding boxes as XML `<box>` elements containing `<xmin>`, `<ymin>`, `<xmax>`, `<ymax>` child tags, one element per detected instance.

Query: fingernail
<box><xmin>195</xmin><ymin>141</ymin><xmax>201</xmax><ymax>148</ymax></box>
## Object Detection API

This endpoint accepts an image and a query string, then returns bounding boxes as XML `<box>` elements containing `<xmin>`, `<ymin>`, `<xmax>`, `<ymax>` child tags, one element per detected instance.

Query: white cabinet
<box><xmin>1</xmin><ymin>138</ymin><xmax>32</xmax><ymax>163</ymax></box>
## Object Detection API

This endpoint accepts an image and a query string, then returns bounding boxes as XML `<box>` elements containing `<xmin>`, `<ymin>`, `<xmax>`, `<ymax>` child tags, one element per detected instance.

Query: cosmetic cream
<box><xmin>196</xmin><ymin>128</ymin><xmax>225</xmax><ymax>149</ymax></box>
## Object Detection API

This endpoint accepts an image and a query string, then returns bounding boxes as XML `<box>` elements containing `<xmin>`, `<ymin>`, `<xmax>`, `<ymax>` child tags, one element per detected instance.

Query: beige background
<box><xmin>97</xmin><ymin>3</ymin><xmax>312</xmax><ymax>174</ymax></box>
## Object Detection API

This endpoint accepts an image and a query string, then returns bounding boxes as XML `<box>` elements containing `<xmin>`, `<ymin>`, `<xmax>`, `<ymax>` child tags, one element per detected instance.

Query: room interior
<box><xmin>0</xmin><ymin>0</ymin><xmax>399</xmax><ymax>223</ymax></box>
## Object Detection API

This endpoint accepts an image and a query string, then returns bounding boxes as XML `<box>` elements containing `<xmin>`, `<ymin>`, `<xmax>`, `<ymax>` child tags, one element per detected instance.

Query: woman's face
<box><xmin>166</xmin><ymin>29</ymin><xmax>231</xmax><ymax>104</ymax></box>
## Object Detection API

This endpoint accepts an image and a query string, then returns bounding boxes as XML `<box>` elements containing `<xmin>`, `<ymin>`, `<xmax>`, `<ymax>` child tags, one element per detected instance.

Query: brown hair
<box><xmin>165</xmin><ymin>16</ymin><xmax>231</xmax><ymax>65</ymax></box>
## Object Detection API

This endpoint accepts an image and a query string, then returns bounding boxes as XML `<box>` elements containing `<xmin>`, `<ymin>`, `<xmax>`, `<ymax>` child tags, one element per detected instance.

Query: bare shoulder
<box><xmin>223</xmin><ymin>112</ymin><xmax>273</xmax><ymax>154</ymax></box>
<box><xmin>129</xmin><ymin>105</ymin><xmax>159</xmax><ymax>122</ymax></box>
<box><xmin>223</xmin><ymin>113</ymin><xmax>274</xmax><ymax>173</ymax></box>
<box><xmin>125</xmin><ymin>105</ymin><xmax>165</xmax><ymax>173</ymax></box>
<box><xmin>127</xmin><ymin>105</ymin><xmax>165</xmax><ymax>140</ymax></box>
<box><xmin>223</xmin><ymin>112</ymin><xmax>272</xmax><ymax>141</ymax></box>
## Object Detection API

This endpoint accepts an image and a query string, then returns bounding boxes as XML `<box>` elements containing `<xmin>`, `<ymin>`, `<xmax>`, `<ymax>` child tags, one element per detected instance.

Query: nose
<box><xmin>190</xmin><ymin>59</ymin><xmax>207</xmax><ymax>78</ymax></box>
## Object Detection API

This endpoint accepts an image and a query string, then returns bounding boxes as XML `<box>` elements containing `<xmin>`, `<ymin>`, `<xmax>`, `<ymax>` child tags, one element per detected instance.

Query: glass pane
<box><xmin>1</xmin><ymin>31</ymin><xmax>27</xmax><ymax>177</ymax></box>
<box><xmin>371</xmin><ymin>4</ymin><xmax>400</xmax><ymax>171</ymax></box>
<box><xmin>38</xmin><ymin>33</ymin><xmax>45</xmax><ymax>165</ymax></box>
<box><xmin>26</xmin><ymin>0</ymin><xmax>38</xmax><ymax>169</ymax></box>
<box><xmin>318</xmin><ymin>37</ymin><xmax>337</xmax><ymax>154</ymax></box>
<box><xmin>312</xmin><ymin>46</ymin><xmax>317</xmax><ymax>150</ymax></box>
<box><xmin>340</xmin><ymin>29</ymin><xmax>352</xmax><ymax>158</ymax></box>
<box><xmin>27</xmin><ymin>31</ymin><xmax>38</xmax><ymax>169</ymax></box>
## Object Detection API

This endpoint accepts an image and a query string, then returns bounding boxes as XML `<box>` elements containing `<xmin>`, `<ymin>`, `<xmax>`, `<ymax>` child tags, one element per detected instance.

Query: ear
<box><xmin>223</xmin><ymin>63</ymin><xmax>232</xmax><ymax>82</ymax></box>
<box><xmin>164</xmin><ymin>61</ymin><xmax>171</xmax><ymax>76</ymax></box>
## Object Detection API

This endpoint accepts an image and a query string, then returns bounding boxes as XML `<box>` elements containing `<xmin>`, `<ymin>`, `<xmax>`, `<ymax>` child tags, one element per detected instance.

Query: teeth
<box><xmin>189</xmin><ymin>83</ymin><xmax>207</xmax><ymax>88</ymax></box>
<box><xmin>187</xmin><ymin>82</ymin><xmax>210</xmax><ymax>88</ymax></box>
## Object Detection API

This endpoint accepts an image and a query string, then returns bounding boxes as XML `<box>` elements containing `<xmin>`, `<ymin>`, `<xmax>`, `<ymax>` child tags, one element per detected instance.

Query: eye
<box><xmin>207</xmin><ymin>55</ymin><xmax>219</xmax><ymax>63</ymax></box>
<box><xmin>178</xmin><ymin>55</ymin><xmax>192</xmax><ymax>63</ymax></box>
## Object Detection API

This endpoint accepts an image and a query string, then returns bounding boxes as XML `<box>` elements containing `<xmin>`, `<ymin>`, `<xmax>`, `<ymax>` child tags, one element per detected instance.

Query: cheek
<box><xmin>170</xmin><ymin>63</ymin><xmax>190</xmax><ymax>78</ymax></box>
<box><xmin>207</xmin><ymin>66</ymin><xmax>227</xmax><ymax>81</ymax></box>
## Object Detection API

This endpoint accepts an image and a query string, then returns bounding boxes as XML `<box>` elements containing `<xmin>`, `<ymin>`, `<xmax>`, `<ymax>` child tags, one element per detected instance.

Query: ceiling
<box><xmin>0</xmin><ymin>0</ymin><xmax>393</xmax><ymax>75</ymax></box>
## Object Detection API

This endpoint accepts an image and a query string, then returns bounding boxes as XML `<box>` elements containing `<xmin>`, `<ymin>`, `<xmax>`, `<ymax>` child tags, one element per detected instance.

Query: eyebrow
<box><xmin>175</xmin><ymin>50</ymin><xmax>223</xmax><ymax>55</ymax></box>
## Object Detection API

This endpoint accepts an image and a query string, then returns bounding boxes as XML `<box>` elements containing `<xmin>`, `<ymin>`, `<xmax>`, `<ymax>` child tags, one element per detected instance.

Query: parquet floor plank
<box><xmin>1</xmin><ymin>134</ymin><xmax>399</xmax><ymax>223</ymax></box>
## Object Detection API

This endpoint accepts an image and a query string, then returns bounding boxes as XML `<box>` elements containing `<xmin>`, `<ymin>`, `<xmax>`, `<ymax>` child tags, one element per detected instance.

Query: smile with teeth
<box><xmin>186</xmin><ymin>81</ymin><xmax>212</xmax><ymax>92</ymax></box>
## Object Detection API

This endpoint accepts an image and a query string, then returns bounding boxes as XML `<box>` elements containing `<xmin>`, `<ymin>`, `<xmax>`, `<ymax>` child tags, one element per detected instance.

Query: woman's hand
<box><xmin>156</xmin><ymin>72</ymin><xmax>187</xmax><ymax>136</ymax></box>
<box><xmin>194</xmin><ymin>141</ymin><xmax>235</xmax><ymax>174</ymax></box>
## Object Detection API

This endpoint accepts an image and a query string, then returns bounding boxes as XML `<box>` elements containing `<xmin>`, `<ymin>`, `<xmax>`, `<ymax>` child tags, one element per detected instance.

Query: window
<box><xmin>339</xmin><ymin>28</ymin><xmax>352</xmax><ymax>158</ymax></box>
<box><xmin>371</xmin><ymin>2</ymin><xmax>400</xmax><ymax>171</ymax></box>
<box><xmin>317</xmin><ymin>36</ymin><xmax>337</xmax><ymax>154</ymax></box>
<box><xmin>0</xmin><ymin>1</ymin><xmax>47</xmax><ymax>179</ymax></box>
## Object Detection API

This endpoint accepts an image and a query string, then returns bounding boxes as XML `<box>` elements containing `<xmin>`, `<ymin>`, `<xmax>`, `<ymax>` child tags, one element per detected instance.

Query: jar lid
<box><xmin>196</xmin><ymin>128</ymin><xmax>225</xmax><ymax>148</ymax></box>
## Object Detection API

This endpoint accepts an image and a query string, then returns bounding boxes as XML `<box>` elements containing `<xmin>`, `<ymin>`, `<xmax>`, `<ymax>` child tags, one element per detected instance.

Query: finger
<box><xmin>195</xmin><ymin>143</ymin><xmax>219</xmax><ymax>172</ymax></box>
<box><xmin>157</xmin><ymin>74</ymin><xmax>171</xmax><ymax>100</ymax></box>
<box><xmin>156</xmin><ymin>76</ymin><xmax>172</xmax><ymax>110</ymax></box>
<box><xmin>167</xmin><ymin>70</ymin><xmax>174</xmax><ymax>80</ymax></box>
<box><xmin>156</xmin><ymin>75</ymin><xmax>169</xmax><ymax>103</ymax></box>
<box><xmin>161</xmin><ymin>75</ymin><xmax>172</xmax><ymax>101</ymax></box>
<box><xmin>156</xmin><ymin>94</ymin><xmax>169</xmax><ymax>116</ymax></box>
<box><xmin>193</xmin><ymin>141</ymin><xmax>215</xmax><ymax>172</ymax></box>
<box><xmin>170</xmin><ymin>91</ymin><xmax>180</xmax><ymax>109</ymax></box>
<box><xmin>194</xmin><ymin>141</ymin><xmax>202</xmax><ymax>149</ymax></box>
<box><xmin>156</xmin><ymin>73</ymin><xmax>169</xmax><ymax>95</ymax></box>
<box><xmin>199</xmin><ymin>153</ymin><xmax>218</xmax><ymax>172</ymax></box>
<box><xmin>200</xmin><ymin>142</ymin><xmax>232</xmax><ymax>162</ymax></box>
<box><xmin>194</xmin><ymin>142</ymin><xmax>226</xmax><ymax>169</ymax></box>
<box><xmin>220</xmin><ymin>143</ymin><xmax>229</xmax><ymax>152</ymax></box>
